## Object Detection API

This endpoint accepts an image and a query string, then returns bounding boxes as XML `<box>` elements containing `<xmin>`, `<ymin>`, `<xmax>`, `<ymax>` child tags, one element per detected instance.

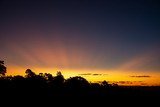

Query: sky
<box><xmin>0</xmin><ymin>0</ymin><xmax>160</xmax><ymax>86</ymax></box>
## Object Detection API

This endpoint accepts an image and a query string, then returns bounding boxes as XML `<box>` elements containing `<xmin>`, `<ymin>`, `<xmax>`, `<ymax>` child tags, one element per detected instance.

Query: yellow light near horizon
<box><xmin>6</xmin><ymin>65</ymin><xmax>160</xmax><ymax>86</ymax></box>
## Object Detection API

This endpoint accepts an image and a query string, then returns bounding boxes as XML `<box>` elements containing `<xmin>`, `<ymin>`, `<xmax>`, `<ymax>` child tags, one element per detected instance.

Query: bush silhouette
<box><xmin>65</xmin><ymin>76</ymin><xmax>90</xmax><ymax>89</ymax></box>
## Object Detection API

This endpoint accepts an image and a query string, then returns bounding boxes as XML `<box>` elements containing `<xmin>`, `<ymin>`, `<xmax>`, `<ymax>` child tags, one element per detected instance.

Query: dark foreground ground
<box><xmin>1</xmin><ymin>85</ymin><xmax>160</xmax><ymax>106</ymax></box>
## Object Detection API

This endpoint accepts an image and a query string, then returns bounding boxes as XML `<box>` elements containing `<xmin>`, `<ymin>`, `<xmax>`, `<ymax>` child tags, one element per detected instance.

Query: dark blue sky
<box><xmin>0</xmin><ymin>0</ymin><xmax>160</xmax><ymax>75</ymax></box>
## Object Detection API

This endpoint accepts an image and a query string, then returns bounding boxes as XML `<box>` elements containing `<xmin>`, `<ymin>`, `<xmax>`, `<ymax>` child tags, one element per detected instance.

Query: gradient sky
<box><xmin>0</xmin><ymin>0</ymin><xmax>160</xmax><ymax>85</ymax></box>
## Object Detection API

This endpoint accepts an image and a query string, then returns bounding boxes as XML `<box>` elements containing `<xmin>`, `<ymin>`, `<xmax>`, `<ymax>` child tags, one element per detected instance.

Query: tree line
<box><xmin>0</xmin><ymin>60</ymin><xmax>159</xmax><ymax>105</ymax></box>
<box><xmin>0</xmin><ymin>60</ymin><xmax>118</xmax><ymax>97</ymax></box>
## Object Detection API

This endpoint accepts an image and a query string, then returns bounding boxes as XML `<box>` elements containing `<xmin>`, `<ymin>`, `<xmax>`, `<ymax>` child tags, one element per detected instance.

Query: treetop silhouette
<box><xmin>0</xmin><ymin>60</ymin><xmax>6</xmax><ymax>76</ymax></box>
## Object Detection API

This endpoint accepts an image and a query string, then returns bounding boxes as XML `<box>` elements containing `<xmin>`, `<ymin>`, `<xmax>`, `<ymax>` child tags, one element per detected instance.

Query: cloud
<box><xmin>78</xmin><ymin>73</ymin><xmax>92</xmax><ymax>75</ymax></box>
<box><xmin>113</xmin><ymin>81</ymin><xmax>143</xmax><ymax>85</ymax></box>
<box><xmin>92</xmin><ymin>73</ymin><xmax>102</xmax><ymax>76</ymax></box>
<box><xmin>78</xmin><ymin>73</ymin><xmax>107</xmax><ymax>76</ymax></box>
<box><xmin>116</xmin><ymin>81</ymin><xmax>133</xmax><ymax>84</ymax></box>
<box><xmin>130</xmin><ymin>75</ymin><xmax>151</xmax><ymax>78</ymax></box>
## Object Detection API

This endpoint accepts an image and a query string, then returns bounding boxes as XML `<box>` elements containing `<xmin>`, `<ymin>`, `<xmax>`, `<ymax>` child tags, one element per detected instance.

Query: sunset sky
<box><xmin>0</xmin><ymin>0</ymin><xmax>160</xmax><ymax>86</ymax></box>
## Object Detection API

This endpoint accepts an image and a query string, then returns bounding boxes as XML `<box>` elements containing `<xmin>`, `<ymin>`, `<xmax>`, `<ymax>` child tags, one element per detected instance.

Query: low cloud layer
<box><xmin>112</xmin><ymin>81</ymin><xmax>143</xmax><ymax>85</ymax></box>
<box><xmin>130</xmin><ymin>75</ymin><xmax>151</xmax><ymax>78</ymax></box>
<box><xmin>79</xmin><ymin>73</ymin><xmax>107</xmax><ymax>76</ymax></box>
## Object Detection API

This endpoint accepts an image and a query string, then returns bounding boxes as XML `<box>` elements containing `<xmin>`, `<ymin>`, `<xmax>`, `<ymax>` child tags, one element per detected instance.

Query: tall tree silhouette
<box><xmin>0</xmin><ymin>60</ymin><xmax>6</xmax><ymax>76</ymax></box>
<box><xmin>25</xmin><ymin>69</ymin><xmax>36</xmax><ymax>78</ymax></box>
<box><xmin>52</xmin><ymin>71</ymin><xmax>65</xmax><ymax>88</ymax></box>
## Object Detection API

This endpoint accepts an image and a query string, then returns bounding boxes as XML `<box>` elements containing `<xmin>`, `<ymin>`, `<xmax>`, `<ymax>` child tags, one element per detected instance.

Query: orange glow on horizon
<box><xmin>6</xmin><ymin>65</ymin><xmax>160</xmax><ymax>86</ymax></box>
<box><xmin>4</xmin><ymin>40</ymin><xmax>160</xmax><ymax>86</ymax></box>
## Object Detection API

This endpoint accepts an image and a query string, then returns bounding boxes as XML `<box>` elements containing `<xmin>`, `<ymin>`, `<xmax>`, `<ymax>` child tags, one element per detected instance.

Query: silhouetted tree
<box><xmin>102</xmin><ymin>80</ymin><xmax>110</xmax><ymax>86</ymax></box>
<box><xmin>44</xmin><ymin>73</ymin><xmax>54</xmax><ymax>81</ymax></box>
<box><xmin>112</xmin><ymin>83</ymin><xmax>118</xmax><ymax>87</ymax></box>
<box><xmin>25</xmin><ymin>69</ymin><xmax>36</xmax><ymax>78</ymax></box>
<box><xmin>38</xmin><ymin>73</ymin><xmax>54</xmax><ymax>83</ymax></box>
<box><xmin>12</xmin><ymin>75</ymin><xmax>25</xmax><ymax>87</ymax></box>
<box><xmin>90</xmin><ymin>83</ymin><xmax>101</xmax><ymax>89</ymax></box>
<box><xmin>0</xmin><ymin>60</ymin><xmax>6</xmax><ymax>76</ymax></box>
<box><xmin>65</xmin><ymin>76</ymin><xmax>90</xmax><ymax>89</ymax></box>
<box><xmin>51</xmin><ymin>71</ymin><xmax>65</xmax><ymax>88</ymax></box>
<box><xmin>13</xmin><ymin>75</ymin><xmax>25</xmax><ymax>81</ymax></box>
